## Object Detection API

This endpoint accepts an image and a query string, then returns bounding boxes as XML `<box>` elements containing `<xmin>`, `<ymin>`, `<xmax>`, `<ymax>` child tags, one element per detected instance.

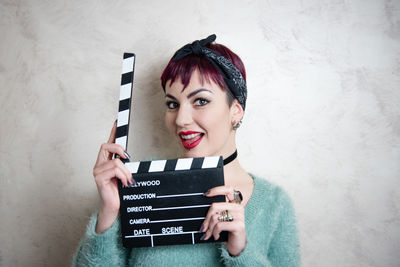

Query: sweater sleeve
<box><xmin>219</xmin><ymin>187</ymin><xmax>300</xmax><ymax>267</ymax></box>
<box><xmin>72</xmin><ymin>213</ymin><xmax>129</xmax><ymax>267</ymax></box>
<box><xmin>267</xmin><ymin>190</ymin><xmax>300</xmax><ymax>267</ymax></box>
<box><xmin>219</xmin><ymin>240</ymin><xmax>274</xmax><ymax>266</ymax></box>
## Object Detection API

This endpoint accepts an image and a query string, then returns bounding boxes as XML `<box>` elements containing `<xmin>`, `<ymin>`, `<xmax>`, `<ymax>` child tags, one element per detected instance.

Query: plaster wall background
<box><xmin>0</xmin><ymin>0</ymin><xmax>399</xmax><ymax>266</ymax></box>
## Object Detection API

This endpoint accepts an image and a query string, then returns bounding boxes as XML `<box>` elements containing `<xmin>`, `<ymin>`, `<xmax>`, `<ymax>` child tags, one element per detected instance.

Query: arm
<box><xmin>266</xmin><ymin>191</ymin><xmax>300</xmax><ymax>267</ymax></box>
<box><xmin>72</xmin><ymin>213</ymin><xmax>129</xmax><ymax>267</ymax></box>
<box><xmin>219</xmin><ymin>241</ymin><xmax>274</xmax><ymax>267</ymax></box>
<box><xmin>219</xmin><ymin>188</ymin><xmax>300</xmax><ymax>267</ymax></box>
<box><xmin>72</xmin><ymin>122</ymin><xmax>134</xmax><ymax>266</ymax></box>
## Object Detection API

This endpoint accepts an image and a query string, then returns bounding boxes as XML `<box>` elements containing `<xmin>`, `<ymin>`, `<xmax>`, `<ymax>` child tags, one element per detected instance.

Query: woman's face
<box><xmin>165</xmin><ymin>70</ymin><xmax>241</xmax><ymax>158</ymax></box>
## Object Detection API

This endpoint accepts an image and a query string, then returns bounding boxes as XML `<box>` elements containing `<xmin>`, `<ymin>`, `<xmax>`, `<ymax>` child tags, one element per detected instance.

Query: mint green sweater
<box><xmin>72</xmin><ymin>176</ymin><xmax>300</xmax><ymax>266</ymax></box>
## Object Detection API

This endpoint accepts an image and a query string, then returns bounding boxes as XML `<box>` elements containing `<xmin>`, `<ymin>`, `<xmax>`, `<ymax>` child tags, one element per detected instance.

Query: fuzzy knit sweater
<box><xmin>72</xmin><ymin>175</ymin><xmax>300</xmax><ymax>266</ymax></box>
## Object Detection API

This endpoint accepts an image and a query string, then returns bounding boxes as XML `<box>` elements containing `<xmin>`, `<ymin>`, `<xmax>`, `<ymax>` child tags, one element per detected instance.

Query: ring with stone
<box><xmin>218</xmin><ymin>210</ymin><xmax>233</xmax><ymax>222</ymax></box>
<box><xmin>233</xmin><ymin>190</ymin><xmax>243</xmax><ymax>204</ymax></box>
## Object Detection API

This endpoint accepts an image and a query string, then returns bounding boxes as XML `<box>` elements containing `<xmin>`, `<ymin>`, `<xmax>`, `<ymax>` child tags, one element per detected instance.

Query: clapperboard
<box><xmin>115</xmin><ymin>53</ymin><xmax>227</xmax><ymax>248</ymax></box>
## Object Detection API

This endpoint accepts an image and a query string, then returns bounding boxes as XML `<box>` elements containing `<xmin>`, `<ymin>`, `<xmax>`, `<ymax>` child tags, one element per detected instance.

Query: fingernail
<box><xmin>130</xmin><ymin>177</ymin><xmax>136</xmax><ymax>185</ymax></box>
<box><xmin>199</xmin><ymin>224</ymin><xmax>204</xmax><ymax>232</ymax></box>
<box><xmin>200</xmin><ymin>233</ymin><xmax>206</xmax><ymax>241</ymax></box>
<box><xmin>203</xmin><ymin>190</ymin><xmax>210</xmax><ymax>196</ymax></box>
<box><xmin>123</xmin><ymin>151</ymin><xmax>131</xmax><ymax>161</ymax></box>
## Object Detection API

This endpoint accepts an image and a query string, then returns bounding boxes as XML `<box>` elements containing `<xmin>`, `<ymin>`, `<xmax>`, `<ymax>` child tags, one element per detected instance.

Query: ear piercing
<box><xmin>233</xmin><ymin>120</ymin><xmax>242</xmax><ymax>130</ymax></box>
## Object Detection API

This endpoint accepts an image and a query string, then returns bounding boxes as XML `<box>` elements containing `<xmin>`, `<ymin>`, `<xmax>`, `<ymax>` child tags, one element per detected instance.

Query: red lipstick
<box><xmin>179</xmin><ymin>131</ymin><xmax>204</xmax><ymax>150</ymax></box>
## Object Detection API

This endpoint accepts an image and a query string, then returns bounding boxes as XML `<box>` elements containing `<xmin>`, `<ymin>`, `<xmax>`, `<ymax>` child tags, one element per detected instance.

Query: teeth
<box><xmin>181</xmin><ymin>133</ymin><xmax>201</xmax><ymax>139</ymax></box>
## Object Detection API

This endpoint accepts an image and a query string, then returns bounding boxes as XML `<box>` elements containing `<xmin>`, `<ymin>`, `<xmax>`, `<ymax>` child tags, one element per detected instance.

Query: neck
<box><xmin>223</xmin><ymin>153</ymin><xmax>249</xmax><ymax>185</ymax></box>
<box><xmin>223</xmin><ymin>149</ymin><xmax>237</xmax><ymax>166</ymax></box>
<box><xmin>222</xmin><ymin>153</ymin><xmax>254</xmax><ymax>207</ymax></box>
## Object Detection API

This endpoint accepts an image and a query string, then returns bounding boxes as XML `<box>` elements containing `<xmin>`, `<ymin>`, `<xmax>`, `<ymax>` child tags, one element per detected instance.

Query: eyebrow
<box><xmin>165</xmin><ymin>88</ymin><xmax>213</xmax><ymax>100</ymax></box>
<box><xmin>187</xmin><ymin>88</ymin><xmax>213</xmax><ymax>98</ymax></box>
<box><xmin>165</xmin><ymin>94</ymin><xmax>177</xmax><ymax>100</ymax></box>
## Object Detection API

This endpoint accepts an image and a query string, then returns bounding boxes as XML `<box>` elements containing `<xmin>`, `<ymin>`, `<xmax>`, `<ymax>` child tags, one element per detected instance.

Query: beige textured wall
<box><xmin>0</xmin><ymin>0</ymin><xmax>399</xmax><ymax>266</ymax></box>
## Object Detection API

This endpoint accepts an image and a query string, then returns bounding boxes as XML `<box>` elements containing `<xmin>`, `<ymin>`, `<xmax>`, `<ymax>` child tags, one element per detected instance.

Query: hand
<box><xmin>201</xmin><ymin>186</ymin><xmax>246</xmax><ymax>256</ymax></box>
<box><xmin>93</xmin><ymin>121</ymin><xmax>134</xmax><ymax>233</ymax></box>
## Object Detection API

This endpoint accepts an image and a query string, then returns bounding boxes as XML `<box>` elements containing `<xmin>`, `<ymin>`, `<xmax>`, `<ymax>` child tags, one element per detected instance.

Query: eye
<box><xmin>194</xmin><ymin>98</ymin><xmax>210</xmax><ymax>106</ymax></box>
<box><xmin>166</xmin><ymin>101</ymin><xmax>179</xmax><ymax>109</ymax></box>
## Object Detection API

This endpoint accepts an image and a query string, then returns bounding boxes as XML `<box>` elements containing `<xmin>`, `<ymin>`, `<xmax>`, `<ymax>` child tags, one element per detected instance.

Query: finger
<box><xmin>205</xmin><ymin>208</ymin><xmax>245</xmax><ymax>241</ymax></box>
<box><xmin>97</xmin><ymin>143</ymin><xmax>128</xmax><ymax>164</ymax></box>
<box><xmin>108</xmin><ymin>120</ymin><xmax>117</xmax><ymax>143</ymax></box>
<box><xmin>95</xmin><ymin>164</ymin><xmax>129</xmax><ymax>186</ymax></box>
<box><xmin>95</xmin><ymin>165</ymin><xmax>130</xmax><ymax>187</ymax></box>
<box><xmin>202</xmin><ymin>213</ymin><xmax>220</xmax><ymax>240</ymax></box>
<box><xmin>201</xmin><ymin>203</ymin><xmax>244</xmax><ymax>232</ymax></box>
<box><xmin>114</xmin><ymin>158</ymin><xmax>133</xmax><ymax>184</ymax></box>
<box><xmin>212</xmin><ymin>221</ymin><xmax>244</xmax><ymax>240</ymax></box>
<box><xmin>201</xmin><ymin>202</ymin><xmax>238</xmax><ymax>234</ymax></box>
<box><xmin>94</xmin><ymin>159</ymin><xmax>133</xmax><ymax>183</ymax></box>
<box><xmin>204</xmin><ymin>185</ymin><xmax>235</xmax><ymax>201</ymax></box>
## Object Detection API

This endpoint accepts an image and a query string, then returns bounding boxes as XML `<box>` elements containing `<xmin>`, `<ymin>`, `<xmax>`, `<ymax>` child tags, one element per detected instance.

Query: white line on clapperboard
<box><xmin>126</xmin><ymin>231</ymin><xmax>200</xmax><ymax>238</ymax></box>
<box><xmin>150</xmin><ymin>217</ymin><xmax>205</xmax><ymax>224</ymax></box>
<box><xmin>156</xmin><ymin>192</ymin><xmax>203</xmax><ymax>198</ymax></box>
<box><xmin>126</xmin><ymin>231</ymin><xmax>202</xmax><ymax>245</ymax></box>
<box><xmin>152</xmin><ymin>192</ymin><xmax>210</xmax><ymax>211</ymax></box>
<box><xmin>152</xmin><ymin>204</ymin><xmax>210</xmax><ymax>211</ymax></box>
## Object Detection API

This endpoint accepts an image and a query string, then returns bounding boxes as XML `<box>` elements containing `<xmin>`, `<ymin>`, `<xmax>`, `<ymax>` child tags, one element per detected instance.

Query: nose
<box><xmin>175</xmin><ymin>103</ymin><xmax>193</xmax><ymax>127</ymax></box>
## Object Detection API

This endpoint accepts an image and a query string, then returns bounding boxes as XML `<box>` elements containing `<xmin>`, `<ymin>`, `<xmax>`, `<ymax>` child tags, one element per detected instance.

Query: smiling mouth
<box><xmin>179</xmin><ymin>132</ymin><xmax>204</xmax><ymax>149</ymax></box>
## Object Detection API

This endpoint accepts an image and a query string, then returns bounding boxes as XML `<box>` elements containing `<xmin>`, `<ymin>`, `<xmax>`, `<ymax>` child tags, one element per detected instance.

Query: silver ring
<box><xmin>233</xmin><ymin>190</ymin><xmax>243</xmax><ymax>204</ymax></box>
<box><xmin>218</xmin><ymin>210</ymin><xmax>233</xmax><ymax>222</ymax></box>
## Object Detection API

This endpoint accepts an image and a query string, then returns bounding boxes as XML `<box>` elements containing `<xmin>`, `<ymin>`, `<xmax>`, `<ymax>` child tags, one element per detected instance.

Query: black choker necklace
<box><xmin>223</xmin><ymin>150</ymin><xmax>238</xmax><ymax>166</ymax></box>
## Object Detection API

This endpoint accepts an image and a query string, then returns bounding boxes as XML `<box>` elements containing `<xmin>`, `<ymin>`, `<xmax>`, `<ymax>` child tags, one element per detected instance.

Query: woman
<box><xmin>73</xmin><ymin>35</ymin><xmax>300</xmax><ymax>266</ymax></box>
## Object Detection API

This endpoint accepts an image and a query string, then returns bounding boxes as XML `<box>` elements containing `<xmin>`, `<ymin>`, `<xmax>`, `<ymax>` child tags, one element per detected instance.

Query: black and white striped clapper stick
<box><xmin>115</xmin><ymin>53</ymin><xmax>135</xmax><ymax>153</ymax></box>
<box><xmin>119</xmin><ymin>156</ymin><xmax>227</xmax><ymax>248</ymax></box>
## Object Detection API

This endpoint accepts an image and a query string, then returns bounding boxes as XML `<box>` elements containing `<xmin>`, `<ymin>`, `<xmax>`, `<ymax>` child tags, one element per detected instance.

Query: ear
<box><xmin>230</xmin><ymin>99</ymin><xmax>244</xmax><ymax>124</ymax></box>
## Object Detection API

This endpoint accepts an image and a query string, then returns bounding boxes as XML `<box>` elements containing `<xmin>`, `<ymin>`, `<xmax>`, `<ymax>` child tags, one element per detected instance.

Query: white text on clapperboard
<box><xmin>122</xmin><ymin>178</ymin><xmax>185</xmax><ymax>236</ymax></box>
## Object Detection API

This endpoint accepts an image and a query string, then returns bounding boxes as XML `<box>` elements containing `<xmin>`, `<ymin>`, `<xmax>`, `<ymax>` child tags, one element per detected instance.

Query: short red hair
<box><xmin>160</xmin><ymin>43</ymin><xmax>246</xmax><ymax>97</ymax></box>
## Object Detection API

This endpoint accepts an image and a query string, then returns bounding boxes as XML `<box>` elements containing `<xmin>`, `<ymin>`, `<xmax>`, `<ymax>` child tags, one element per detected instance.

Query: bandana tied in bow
<box><xmin>172</xmin><ymin>34</ymin><xmax>247</xmax><ymax>110</ymax></box>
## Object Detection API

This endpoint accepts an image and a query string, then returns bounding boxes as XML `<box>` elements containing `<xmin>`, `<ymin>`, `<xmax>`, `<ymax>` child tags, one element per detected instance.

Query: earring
<box><xmin>233</xmin><ymin>120</ymin><xmax>242</xmax><ymax>130</ymax></box>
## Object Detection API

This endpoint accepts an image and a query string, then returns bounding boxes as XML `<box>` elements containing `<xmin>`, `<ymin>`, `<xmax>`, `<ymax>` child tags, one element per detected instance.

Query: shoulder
<box><xmin>250</xmin><ymin>174</ymin><xmax>295</xmax><ymax>213</ymax></box>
